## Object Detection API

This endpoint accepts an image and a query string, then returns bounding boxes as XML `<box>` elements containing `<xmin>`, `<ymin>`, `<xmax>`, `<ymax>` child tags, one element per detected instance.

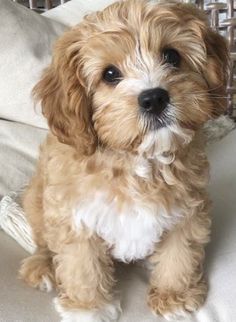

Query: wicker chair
<box><xmin>12</xmin><ymin>0</ymin><xmax>66</xmax><ymax>10</ymax></box>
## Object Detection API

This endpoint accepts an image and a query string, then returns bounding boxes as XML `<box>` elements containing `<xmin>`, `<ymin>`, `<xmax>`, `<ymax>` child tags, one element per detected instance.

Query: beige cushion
<box><xmin>0</xmin><ymin>120</ymin><xmax>47</xmax><ymax>198</ymax></box>
<box><xmin>43</xmin><ymin>0</ymin><xmax>116</xmax><ymax>26</ymax></box>
<box><xmin>0</xmin><ymin>0</ymin><xmax>66</xmax><ymax>129</ymax></box>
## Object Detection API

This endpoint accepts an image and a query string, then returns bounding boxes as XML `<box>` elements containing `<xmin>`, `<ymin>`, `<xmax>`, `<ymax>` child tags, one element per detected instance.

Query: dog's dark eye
<box><xmin>102</xmin><ymin>65</ymin><xmax>122</xmax><ymax>84</ymax></box>
<box><xmin>163</xmin><ymin>48</ymin><xmax>181</xmax><ymax>67</ymax></box>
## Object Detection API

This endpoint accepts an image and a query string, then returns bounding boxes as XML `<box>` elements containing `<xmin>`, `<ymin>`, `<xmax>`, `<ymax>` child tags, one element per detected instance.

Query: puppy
<box><xmin>19</xmin><ymin>0</ymin><xmax>229</xmax><ymax>321</ymax></box>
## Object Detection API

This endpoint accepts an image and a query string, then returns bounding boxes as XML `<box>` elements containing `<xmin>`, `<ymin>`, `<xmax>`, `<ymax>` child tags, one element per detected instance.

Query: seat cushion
<box><xmin>0</xmin><ymin>120</ymin><xmax>47</xmax><ymax>198</ymax></box>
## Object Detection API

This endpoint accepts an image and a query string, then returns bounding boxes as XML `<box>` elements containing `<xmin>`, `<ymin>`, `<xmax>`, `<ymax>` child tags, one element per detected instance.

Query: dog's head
<box><xmin>34</xmin><ymin>0</ymin><xmax>229</xmax><ymax>157</ymax></box>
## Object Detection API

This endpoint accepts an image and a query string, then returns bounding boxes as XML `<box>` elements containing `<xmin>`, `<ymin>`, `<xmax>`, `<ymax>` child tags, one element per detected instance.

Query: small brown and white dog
<box><xmin>19</xmin><ymin>0</ymin><xmax>229</xmax><ymax>321</ymax></box>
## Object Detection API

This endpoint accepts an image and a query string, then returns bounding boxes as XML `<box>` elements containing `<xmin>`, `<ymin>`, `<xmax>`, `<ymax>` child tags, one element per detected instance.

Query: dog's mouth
<box><xmin>140</xmin><ymin>104</ymin><xmax>174</xmax><ymax>131</ymax></box>
<box><xmin>138</xmin><ymin>87</ymin><xmax>174</xmax><ymax>130</ymax></box>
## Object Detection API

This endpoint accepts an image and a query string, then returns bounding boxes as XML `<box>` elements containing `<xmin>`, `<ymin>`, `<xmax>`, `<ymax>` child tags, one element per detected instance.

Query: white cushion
<box><xmin>0</xmin><ymin>119</ymin><xmax>47</xmax><ymax>198</ymax></box>
<box><xmin>43</xmin><ymin>0</ymin><xmax>116</xmax><ymax>26</ymax></box>
<box><xmin>0</xmin><ymin>0</ymin><xmax>66</xmax><ymax>129</ymax></box>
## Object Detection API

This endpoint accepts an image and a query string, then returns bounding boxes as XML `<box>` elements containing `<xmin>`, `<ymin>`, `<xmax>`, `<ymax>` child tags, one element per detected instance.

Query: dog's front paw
<box><xmin>147</xmin><ymin>280</ymin><xmax>207</xmax><ymax>321</ymax></box>
<box><xmin>54</xmin><ymin>297</ymin><xmax>121</xmax><ymax>322</ymax></box>
<box><xmin>19</xmin><ymin>253</ymin><xmax>54</xmax><ymax>292</ymax></box>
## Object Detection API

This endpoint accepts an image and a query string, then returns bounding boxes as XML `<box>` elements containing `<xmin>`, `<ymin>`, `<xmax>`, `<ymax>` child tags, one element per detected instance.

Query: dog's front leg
<box><xmin>147</xmin><ymin>211</ymin><xmax>211</xmax><ymax>320</ymax></box>
<box><xmin>53</xmin><ymin>230</ymin><xmax>120</xmax><ymax>322</ymax></box>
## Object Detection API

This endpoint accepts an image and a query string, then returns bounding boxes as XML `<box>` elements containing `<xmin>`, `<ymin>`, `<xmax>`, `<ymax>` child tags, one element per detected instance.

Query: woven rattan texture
<box><xmin>196</xmin><ymin>0</ymin><xmax>236</xmax><ymax>119</ymax></box>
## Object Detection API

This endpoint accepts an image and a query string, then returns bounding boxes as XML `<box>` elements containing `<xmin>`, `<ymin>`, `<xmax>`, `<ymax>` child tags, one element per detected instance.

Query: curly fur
<box><xmin>19</xmin><ymin>0</ymin><xmax>229</xmax><ymax>321</ymax></box>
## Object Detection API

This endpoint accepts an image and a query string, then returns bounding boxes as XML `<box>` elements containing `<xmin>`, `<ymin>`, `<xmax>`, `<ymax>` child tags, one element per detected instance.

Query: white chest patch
<box><xmin>74</xmin><ymin>192</ymin><xmax>180</xmax><ymax>262</ymax></box>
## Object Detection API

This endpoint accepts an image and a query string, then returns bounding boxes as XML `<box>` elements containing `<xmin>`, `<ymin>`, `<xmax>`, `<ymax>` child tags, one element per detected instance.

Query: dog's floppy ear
<box><xmin>179</xmin><ymin>4</ymin><xmax>230</xmax><ymax>117</ymax></box>
<box><xmin>33</xmin><ymin>29</ymin><xmax>97</xmax><ymax>155</ymax></box>
<box><xmin>203</xmin><ymin>28</ymin><xmax>230</xmax><ymax>117</ymax></box>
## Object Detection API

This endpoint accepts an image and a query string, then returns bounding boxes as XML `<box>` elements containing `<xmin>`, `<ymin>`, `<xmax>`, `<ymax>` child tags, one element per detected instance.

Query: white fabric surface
<box><xmin>0</xmin><ymin>0</ymin><xmax>66</xmax><ymax>129</ymax></box>
<box><xmin>43</xmin><ymin>0</ymin><xmax>117</xmax><ymax>26</ymax></box>
<box><xmin>0</xmin><ymin>119</ymin><xmax>47</xmax><ymax>198</ymax></box>
<box><xmin>0</xmin><ymin>193</ymin><xmax>37</xmax><ymax>254</ymax></box>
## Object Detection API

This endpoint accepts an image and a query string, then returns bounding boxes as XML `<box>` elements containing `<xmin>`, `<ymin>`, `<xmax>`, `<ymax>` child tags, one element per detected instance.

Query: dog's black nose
<box><xmin>138</xmin><ymin>87</ymin><xmax>170</xmax><ymax>115</ymax></box>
